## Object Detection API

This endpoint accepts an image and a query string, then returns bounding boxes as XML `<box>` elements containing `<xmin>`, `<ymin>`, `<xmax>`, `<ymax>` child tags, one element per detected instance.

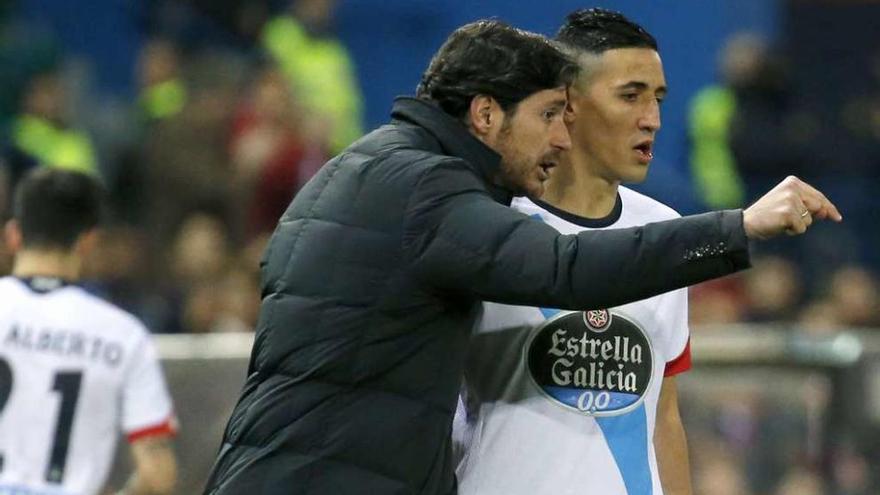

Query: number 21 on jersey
<box><xmin>0</xmin><ymin>356</ymin><xmax>83</xmax><ymax>484</ymax></box>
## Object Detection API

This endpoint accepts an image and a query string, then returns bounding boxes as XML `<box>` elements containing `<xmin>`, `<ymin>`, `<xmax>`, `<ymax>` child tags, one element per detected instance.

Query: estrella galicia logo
<box><xmin>526</xmin><ymin>310</ymin><xmax>653</xmax><ymax>416</ymax></box>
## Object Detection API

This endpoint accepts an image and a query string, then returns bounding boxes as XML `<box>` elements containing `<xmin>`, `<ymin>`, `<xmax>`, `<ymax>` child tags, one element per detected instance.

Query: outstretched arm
<box><xmin>406</xmin><ymin>163</ymin><xmax>839</xmax><ymax>311</ymax></box>
<box><xmin>405</xmin><ymin>160</ymin><xmax>750</xmax><ymax>309</ymax></box>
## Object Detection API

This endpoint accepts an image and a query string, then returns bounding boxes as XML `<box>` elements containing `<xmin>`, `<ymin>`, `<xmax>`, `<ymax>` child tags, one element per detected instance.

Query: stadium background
<box><xmin>1</xmin><ymin>0</ymin><xmax>878</xmax><ymax>493</ymax></box>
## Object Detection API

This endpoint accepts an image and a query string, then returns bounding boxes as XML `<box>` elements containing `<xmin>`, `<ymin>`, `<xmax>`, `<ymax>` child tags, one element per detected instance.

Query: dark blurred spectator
<box><xmin>222</xmin><ymin>234</ymin><xmax>268</xmax><ymax>332</ymax></box>
<box><xmin>261</xmin><ymin>0</ymin><xmax>363</xmax><ymax>152</ymax></box>
<box><xmin>137</xmin><ymin>39</ymin><xmax>187</xmax><ymax>122</ymax></box>
<box><xmin>106</xmin><ymin>39</ymin><xmax>188</xmax><ymax>226</ymax></box>
<box><xmin>774</xmin><ymin>466</ymin><xmax>825</xmax><ymax>495</ymax></box>
<box><xmin>840</xmin><ymin>50</ymin><xmax>880</xmax><ymax>157</ymax></box>
<box><xmin>798</xmin><ymin>300</ymin><xmax>843</xmax><ymax>335</ymax></box>
<box><xmin>689</xmin><ymin>33</ymin><xmax>814</xmax><ymax>209</ymax></box>
<box><xmin>2</xmin><ymin>71</ymin><xmax>99</xmax><ymax>211</ymax></box>
<box><xmin>241</xmin><ymin>232</ymin><xmax>270</xmax><ymax>275</ymax></box>
<box><xmin>688</xmin><ymin>34</ymin><xmax>756</xmax><ymax>209</ymax></box>
<box><xmin>182</xmin><ymin>282</ymin><xmax>219</xmax><ymax>334</ymax></box>
<box><xmin>797</xmin><ymin>266</ymin><xmax>880</xmax><ymax>332</ymax></box>
<box><xmin>140</xmin><ymin>52</ymin><xmax>244</xmax><ymax>269</ymax></box>
<box><xmin>689</xmin><ymin>276</ymin><xmax>748</xmax><ymax>325</ymax></box>
<box><xmin>749</xmin><ymin>401</ymin><xmax>813</xmax><ymax>493</ymax></box>
<box><xmin>0</xmin><ymin>10</ymin><xmax>60</xmax><ymax>129</ymax></box>
<box><xmin>145</xmin><ymin>212</ymin><xmax>232</xmax><ymax>333</ymax></box>
<box><xmin>743</xmin><ymin>256</ymin><xmax>802</xmax><ymax>323</ymax></box>
<box><xmin>695</xmin><ymin>458</ymin><xmax>754</xmax><ymax>495</ymax></box>
<box><xmin>690</xmin><ymin>437</ymin><xmax>753</xmax><ymax>495</ymax></box>
<box><xmin>171</xmin><ymin>213</ymin><xmax>231</xmax><ymax>288</ymax></box>
<box><xmin>180</xmin><ymin>267</ymin><xmax>260</xmax><ymax>334</ymax></box>
<box><xmin>830</xmin><ymin>444</ymin><xmax>872</xmax><ymax>495</ymax></box>
<box><xmin>230</xmin><ymin>65</ymin><xmax>326</xmax><ymax>239</ymax></box>
<box><xmin>173</xmin><ymin>216</ymin><xmax>260</xmax><ymax>334</ymax></box>
<box><xmin>81</xmin><ymin>225</ymin><xmax>149</xmax><ymax>308</ymax></box>
<box><xmin>780</xmin><ymin>12</ymin><xmax>880</xmax><ymax>275</ymax></box>
<box><xmin>726</xmin><ymin>39</ymin><xmax>815</xmax><ymax>202</ymax></box>
<box><xmin>213</xmin><ymin>264</ymin><xmax>261</xmax><ymax>332</ymax></box>
<box><xmin>826</xmin><ymin>266</ymin><xmax>879</xmax><ymax>328</ymax></box>
<box><xmin>830</xmin><ymin>50</ymin><xmax>880</xmax><ymax>274</ymax></box>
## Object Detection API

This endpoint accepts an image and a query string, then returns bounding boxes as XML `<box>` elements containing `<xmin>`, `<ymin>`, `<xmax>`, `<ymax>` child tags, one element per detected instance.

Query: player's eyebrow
<box><xmin>616</xmin><ymin>81</ymin><xmax>668</xmax><ymax>97</ymax></box>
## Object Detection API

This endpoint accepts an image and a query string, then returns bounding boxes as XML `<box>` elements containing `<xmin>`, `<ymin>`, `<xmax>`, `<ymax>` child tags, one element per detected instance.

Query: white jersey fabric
<box><xmin>455</xmin><ymin>189</ymin><xmax>691</xmax><ymax>495</ymax></box>
<box><xmin>0</xmin><ymin>276</ymin><xmax>176</xmax><ymax>495</ymax></box>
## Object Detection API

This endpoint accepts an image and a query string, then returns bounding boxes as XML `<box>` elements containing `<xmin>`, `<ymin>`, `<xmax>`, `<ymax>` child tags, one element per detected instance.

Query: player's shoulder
<box><xmin>62</xmin><ymin>286</ymin><xmax>151</xmax><ymax>339</ymax></box>
<box><xmin>619</xmin><ymin>186</ymin><xmax>681</xmax><ymax>222</ymax></box>
<box><xmin>0</xmin><ymin>276</ymin><xmax>28</xmax><ymax>296</ymax></box>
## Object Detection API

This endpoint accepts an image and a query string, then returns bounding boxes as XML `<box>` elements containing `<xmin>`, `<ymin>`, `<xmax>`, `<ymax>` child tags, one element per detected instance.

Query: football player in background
<box><xmin>0</xmin><ymin>168</ymin><xmax>177</xmax><ymax>495</ymax></box>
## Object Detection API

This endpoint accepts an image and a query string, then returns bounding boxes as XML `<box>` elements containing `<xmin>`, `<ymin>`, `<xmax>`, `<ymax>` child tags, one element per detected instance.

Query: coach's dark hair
<box><xmin>13</xmin><ymin>168</ymin><xmax>105</xmax><ymax>250</ymax></box>
<box><xmin>556</xmin><ymin>8</ymin><xmax>657</xmax><ymax>54</ymax></box>
<box><xmin>416</xmin><ymin>20</ymin><xmax>579</xmax><ymax>121</ymax></box>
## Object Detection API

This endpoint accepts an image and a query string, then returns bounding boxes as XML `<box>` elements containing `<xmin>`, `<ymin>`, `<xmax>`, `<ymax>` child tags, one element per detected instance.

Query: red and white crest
<box><xmin>584</xmin><ymin>309</ymin><xmax>611</xmax><ymax>331</ymax></box>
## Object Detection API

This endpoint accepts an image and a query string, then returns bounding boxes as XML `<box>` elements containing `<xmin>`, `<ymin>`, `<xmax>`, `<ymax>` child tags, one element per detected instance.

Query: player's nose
<box><xmin>639</xmin><ymin>102</ymin><xmax>661</xmax><ymax>133</ymax></box>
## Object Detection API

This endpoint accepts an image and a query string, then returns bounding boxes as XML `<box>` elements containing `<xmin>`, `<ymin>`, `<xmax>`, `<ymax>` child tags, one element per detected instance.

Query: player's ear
<box><xmin>4</xmin><ymin>220</ymin><xmax>22</xmax><ymax>253</ymax></box>
<box><xmin>74</xmin><ymin>228</ymin><xmax>100</xmax><ymax>257</ymax></box>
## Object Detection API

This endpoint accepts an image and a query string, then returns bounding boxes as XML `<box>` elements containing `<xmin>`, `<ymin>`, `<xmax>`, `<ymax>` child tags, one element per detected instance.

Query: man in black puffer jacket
<box><xmin>204</xmin><ymin>20</ymin><xmax>840</xmax><ymax>495</ymax></box>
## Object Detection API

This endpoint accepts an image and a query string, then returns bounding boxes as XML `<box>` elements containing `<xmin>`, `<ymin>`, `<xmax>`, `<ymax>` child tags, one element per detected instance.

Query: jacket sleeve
<box><xmin>403</xmin><ymin>160</ymin><xmax>750</xmax><ymax>310</ymax></box>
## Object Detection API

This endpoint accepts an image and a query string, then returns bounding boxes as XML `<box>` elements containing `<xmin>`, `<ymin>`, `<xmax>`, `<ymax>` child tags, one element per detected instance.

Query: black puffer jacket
<box><xmin>204</xmin><ymin>97</ymin><xmax>750</xmax><ymax>495</ymax></box>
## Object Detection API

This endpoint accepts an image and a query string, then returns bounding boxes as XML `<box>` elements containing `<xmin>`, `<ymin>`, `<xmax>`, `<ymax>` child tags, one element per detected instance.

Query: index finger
<box><xmin>797</xmin><ymin>181</ymin><xmax>843</xmax><ymax>222</ymax></box>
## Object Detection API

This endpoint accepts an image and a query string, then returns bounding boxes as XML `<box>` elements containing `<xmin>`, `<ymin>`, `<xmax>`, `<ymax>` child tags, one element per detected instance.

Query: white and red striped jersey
<box><xmin>0</xmin><ymin>276</ymin><xmax>176</xmax><ymax>495</ymax></box>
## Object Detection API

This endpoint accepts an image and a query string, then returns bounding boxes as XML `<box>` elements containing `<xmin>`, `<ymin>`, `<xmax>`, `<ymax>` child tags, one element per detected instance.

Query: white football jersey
<box><xmin>0</xmin><ymin>276</ymin><xmax>176</xmax><ymax>495</ymax></box>
<box><xmin>455</xmin><ymin>189</ymin><xmax>691</xmax><ymax>495</ymax></box>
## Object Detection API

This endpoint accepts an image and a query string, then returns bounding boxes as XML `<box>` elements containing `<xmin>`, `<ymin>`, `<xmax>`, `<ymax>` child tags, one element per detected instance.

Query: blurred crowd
<box><xmin>0</xmin><ymin>2</ymin><xmax>878</xmax><ymax>493</ymax></box>
<box><xmin>688</xmin><ymin>31</ymin><xmax>880</xmax><ymax>331</ymax></box>
<box><xmin>690</xmin><ymin>256</ymin><xmax>879</xmax><ymax>330</ymax></box>
<box><xmin>676</xmin><ymin>350</ymin><xmax>880</xmax><ymax>495</ymax></box>
<box><xmin>0</xmin><ymin>0</ymin><xmax>361</xmax><ymax>334</ymax></box>
<box><xmin>684</xmin><ymin>30</ymin><xmax>880</xmax><ymax>495</ymax></box>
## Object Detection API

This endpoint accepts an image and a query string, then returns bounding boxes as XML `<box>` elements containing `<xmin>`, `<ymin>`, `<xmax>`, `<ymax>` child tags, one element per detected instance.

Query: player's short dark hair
<box><xmin>13</xmin><ymin>168</ymin><xmax>105</xmax><ymax>250</ymax></box>
<box><xmin>556</xmin><ymin>8</ymin><xmax>657</xmax><ymax>54</ymax></box>
<box><xmin>416</xmin><ymin>20</ymin><xmax>579</xmax><ymax>121</ymax></box>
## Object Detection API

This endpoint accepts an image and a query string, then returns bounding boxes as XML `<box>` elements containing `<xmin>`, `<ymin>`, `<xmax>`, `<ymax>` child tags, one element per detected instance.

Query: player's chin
<box><xmin>623</xmin><ymin>164</ymin><xmax>650</xmax><ymax>183</ymax></box>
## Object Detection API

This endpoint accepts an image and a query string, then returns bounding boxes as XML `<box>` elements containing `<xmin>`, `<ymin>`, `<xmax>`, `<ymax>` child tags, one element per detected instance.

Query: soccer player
<box><xmin>0</xmin><ymin>169</ymin><xmax>177</xmax><ymax>495</ymax></box>
<box><xmin>454</xmin><ymin>9</ymin><xmax>705</xmax><ymax>494</ymax></box>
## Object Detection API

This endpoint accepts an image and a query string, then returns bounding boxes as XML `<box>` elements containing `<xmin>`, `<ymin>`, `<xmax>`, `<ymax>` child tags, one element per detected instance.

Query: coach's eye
<box><xmin>543</xmin><ymin>110</ymin><xmax>559</xmax><ymax>121</ymax></box>
<box><xmin>621</xmin><ymin>93</ymin><xmax>638</xmax><ymax>102</ymax></box>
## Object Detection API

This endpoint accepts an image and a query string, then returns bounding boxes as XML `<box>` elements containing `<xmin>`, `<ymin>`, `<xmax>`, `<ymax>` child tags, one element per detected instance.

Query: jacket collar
<box><xmin>390</xmin><ymin>97</ymin><xmax>513</xmax><ymax>204</ymax></box>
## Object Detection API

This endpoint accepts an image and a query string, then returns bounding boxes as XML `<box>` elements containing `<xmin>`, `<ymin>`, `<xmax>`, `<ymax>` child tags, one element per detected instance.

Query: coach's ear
<box><xmin>4</xmin><ymin>220</ymin><xmax>22</xmax><ymax>253</ymax></box>
<box><xmin>467</xmin><ymin>94</ymin><xmax>504</xmax><ymax>145</ymax></box>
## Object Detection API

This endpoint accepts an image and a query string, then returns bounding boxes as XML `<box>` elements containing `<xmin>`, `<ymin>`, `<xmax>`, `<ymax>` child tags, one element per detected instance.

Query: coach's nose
<box><xmin>551</xmin><ymin>115</ymin><xmax>572</xmax><ymax>151</ymax></box>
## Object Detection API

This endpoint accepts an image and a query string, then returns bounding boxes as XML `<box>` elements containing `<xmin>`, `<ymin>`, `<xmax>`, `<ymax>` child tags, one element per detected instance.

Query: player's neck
<box><xmin>541</xmin><ymin>153</ymin><xmax>620</xmax><ymax>219</ymax></box>
<box><xmin>12</xmin><ymin>249</ymin><xmax>82</xmax><ymax>282</ymax></box>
